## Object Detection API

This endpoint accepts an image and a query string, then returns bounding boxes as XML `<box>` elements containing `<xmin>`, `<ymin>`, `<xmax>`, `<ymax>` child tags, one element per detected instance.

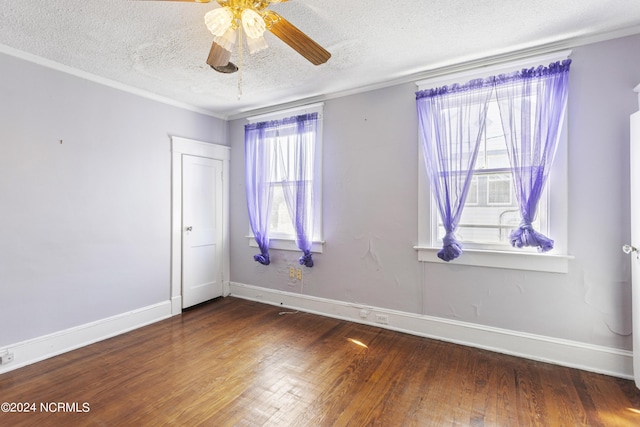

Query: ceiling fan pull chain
<box><xmin>237</xmin><ymin>27</ymin><xmax>243</xmax><ymax>100</ymax></box>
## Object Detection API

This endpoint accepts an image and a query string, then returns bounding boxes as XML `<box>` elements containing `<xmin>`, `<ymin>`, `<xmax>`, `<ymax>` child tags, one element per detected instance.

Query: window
<box><xmin>246</xmin><ymin>103</ymin><xmax>324</xmax><ymax>253</ymax></box>
<box><xmin>433</xmin><ymin>97</ymin><xmax>547</xmax><ymax>250</ymax></box>
<box><xmin>416</xmin><ymin>52</ymin><xmax>571</xmax><ymax>273</ymax></box>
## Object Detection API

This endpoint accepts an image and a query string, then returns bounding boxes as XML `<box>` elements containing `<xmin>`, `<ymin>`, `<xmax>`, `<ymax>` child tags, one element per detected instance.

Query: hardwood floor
<box><xmin>2</xmin><ymin>296</ymin><xmax>640</xmax><ymax>426</ymax></box>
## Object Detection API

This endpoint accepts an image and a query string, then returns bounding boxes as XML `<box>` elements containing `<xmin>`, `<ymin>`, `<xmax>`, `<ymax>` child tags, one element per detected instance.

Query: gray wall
<box><xmin>0</xmin><ymin>52</ymin><xmax>227</xmax><ymax>347</ymax></box>
<box><xmin>229</xmin><ymin>33</ymin><xmax>640</xmax><ymax>351</ymax></box>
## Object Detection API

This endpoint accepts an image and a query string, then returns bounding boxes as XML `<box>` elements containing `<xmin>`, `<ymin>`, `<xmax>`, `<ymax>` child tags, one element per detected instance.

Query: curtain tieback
<box><xmin>518</xmin><ymin>220</ymin><xmax>534</xmax><ymax>231</ymax></box>
<box><xmin>510</xmin><ymin>220</ymin><xmax>554</xmax><ymax>252</ymax></box>
<box><xmin>439</xmin><ymin>231</ymin><xmax>463</xmax><ymax>262</ymax></box>
<box><xmin>442</xmin><ymin>232</ymin><xmax>458</xmax><ymax>247</ymax></box>
<box><xmin>299</xmin><ymin>250</ymin><xmax>314</xmax><ymax>268</ymax></box>
<box><xmin>254</xmin><ymin>252</ymin><xmax>270</xmax><ymax>265</ymax></box>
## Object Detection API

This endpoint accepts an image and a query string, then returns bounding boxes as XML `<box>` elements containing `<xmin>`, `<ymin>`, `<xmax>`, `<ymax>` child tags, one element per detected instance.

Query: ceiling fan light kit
<box><xmin>203</xmin><ymin>7</ymin><xmax>234</xmax><ymax>37</ymax></box>
<box><xmin>245</xmin><ymin>34</ymin><xmax>269</xmax><ymax>54</ymax></box>
<box><xmin>240</xmin><ymin>8</ymin><xmax>267</xmax><ymax>39</ymax></box>
<box><xmin>204</xmin><ymin>4</ymin><xmax>273</xmax><ymax>60</ymax></box>
<box><xmin>214</xmin><ymin>27</ymin><xmax>238</xmax><ymax>52</ymax></box>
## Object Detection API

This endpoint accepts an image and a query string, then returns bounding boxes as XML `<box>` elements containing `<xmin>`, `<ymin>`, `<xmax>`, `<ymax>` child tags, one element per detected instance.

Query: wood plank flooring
<box><xmin>2</xmin><ymin>296</ymin><xmax>640</xmax><ymax>426</ymax></box>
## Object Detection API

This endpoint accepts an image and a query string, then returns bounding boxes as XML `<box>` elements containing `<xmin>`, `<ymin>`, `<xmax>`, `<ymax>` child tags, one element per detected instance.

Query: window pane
<box><xmin>476</xmin><ymin>101</ymin><xmax>508</xmax><ymax>169</ymax></box>
<box><xmin>466</xmin><ymin>176</ymin><xmax>478</xmax><ymax>205</ymax></box>
<box><xmin>437</xmin><ymin>205</ymin><xmax>524</xmax><ymax>245</ymax></box>
<box><xmin>487</xmin><ymin>174</ymin><xmax>512</xmax><ymax>205</ymax></box>
<box><xmin>269</xmin><ymin>184</ymin><xmax>295</xmax><ymax>236</ymax></box>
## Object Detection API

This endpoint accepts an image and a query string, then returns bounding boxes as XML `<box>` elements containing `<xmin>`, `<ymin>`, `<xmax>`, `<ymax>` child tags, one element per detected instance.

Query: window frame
<box><xmin>245</xmin><ymin>103</ymin><xmax>325</xmax><ymax>253</ymax></box>
<box><xmin>415</xmin><ymin>51</ymin><xmax>572</xmax><ymax>273</ymax></box>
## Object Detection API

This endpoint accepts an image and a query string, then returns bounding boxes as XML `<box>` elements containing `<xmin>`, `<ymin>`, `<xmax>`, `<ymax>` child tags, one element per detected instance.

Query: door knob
<box><xmin>186</xmin><ymin>226</ymin><xmax>193</xmax><ymax>232</ymax></box>
<box><xmin>623</xmin><ymin>244</ymin><xmax>638</xmax><ymax>258</ymax></box>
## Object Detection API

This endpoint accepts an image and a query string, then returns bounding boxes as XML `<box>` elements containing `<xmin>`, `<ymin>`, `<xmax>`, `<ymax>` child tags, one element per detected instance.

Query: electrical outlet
<box><xmin>375</xmin><ymin>314</ymin><xmax>389</xmax><ymax>325</ymax></box>
<box><xmin>289</xmin><ymin>267</ymin><xmax>295</xmax><ymax>278</ymax></box>
<box><xmin>296</xmin><ymin>268</ymin><xmax>303</xmax><ymax>280</ymax></box>
<box><xmin>0</xmin><ymin>352</ymin><xmax>14</xmax><ymax>365</ymax></box>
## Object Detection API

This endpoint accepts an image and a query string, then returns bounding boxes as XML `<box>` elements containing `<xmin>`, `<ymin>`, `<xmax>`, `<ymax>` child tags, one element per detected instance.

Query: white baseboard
<box><xmin>229</xmin><ymin>282</ymin><xmax>634</xmax><ymax>380</ymax></box>
<box><xmin>171</xmin><ymin>295</ymin><xmax>182</xmax><ymax>315</ymax></box>
<box><xmin>0</xmin><ymin>301</ymin><xmax>173</xmax><ymax>374</ymax></box>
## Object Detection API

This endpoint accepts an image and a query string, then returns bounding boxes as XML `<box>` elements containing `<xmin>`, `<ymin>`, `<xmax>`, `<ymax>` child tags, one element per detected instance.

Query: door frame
<box><xmin>170</xmin><ymin>136</ymin><xmax>230</xmax><ymax>315</ymax></box>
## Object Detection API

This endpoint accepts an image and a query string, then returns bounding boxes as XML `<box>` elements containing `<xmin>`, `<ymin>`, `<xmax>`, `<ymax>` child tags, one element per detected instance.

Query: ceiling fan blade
<box><xmin>206</xmin><ymin>41</ymin><xmax>231</xmax><ymax>67</ymax></box>
<box><xmin>263</xmin><ymin>11</ymin><xmax>331</xmax><ymax>66</ymax></box>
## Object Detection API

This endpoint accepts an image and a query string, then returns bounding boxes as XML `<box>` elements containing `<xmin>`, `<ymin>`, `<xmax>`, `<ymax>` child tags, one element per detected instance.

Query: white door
<box><xmin>182</xmin><ymin>155</ymin><xmax>224</xmax><ymax>308</ymax></box>
<box><xmin>629</xmin><ymin>111</ymin><xmax>640</xmax><ymax>388</ymax></box>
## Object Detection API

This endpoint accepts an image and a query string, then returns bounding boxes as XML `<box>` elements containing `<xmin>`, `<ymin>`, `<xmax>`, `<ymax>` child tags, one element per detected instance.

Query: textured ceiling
<box><xmin>1</xmin><ymin>0</ymin><xmax>640</xmax><ymax>119</ymax></box>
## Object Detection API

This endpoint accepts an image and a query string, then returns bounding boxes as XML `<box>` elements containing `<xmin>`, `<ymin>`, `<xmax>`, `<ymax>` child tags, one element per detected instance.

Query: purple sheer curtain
<box><xmin>245</xmin><ymin>122</ymin><xmax>274</xmax><ymax>265</ymax></box>
<box><xmin>245</xmin><ymin>113</ymin><xmax>317</xmax><ymax>266</ymax></box>
<box><xmin>494</xmin><ymin>60</ymin><xmax>571</xmax><ymax>251</ymax></box>
<box><xmin>276</xmin><ymin>113</ymin><xmax>317</xmax><ymax>267</ymax></box>
<box><xmin>416</xmin><ymin>80</ymin><xmax>495</xmax><ymax>261</ymax></box>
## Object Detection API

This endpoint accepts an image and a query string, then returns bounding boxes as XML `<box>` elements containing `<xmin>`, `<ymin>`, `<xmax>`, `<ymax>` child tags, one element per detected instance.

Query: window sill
<box><xmin>413</xmin><ymin>246</ymin><xmax>572</xmax><ymax>273</ymax></box>
<box><xmin>248</xmin><ymin>236</ymin><xmax>325</xmax><ymax>253</ymax></box>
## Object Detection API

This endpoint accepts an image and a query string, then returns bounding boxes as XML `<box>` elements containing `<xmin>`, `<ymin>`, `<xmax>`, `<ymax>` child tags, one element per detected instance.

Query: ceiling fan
<box><xmin>152</xmin><ymin>0</ymin><xmax>331</xmax><ymax>73</ymax></box>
